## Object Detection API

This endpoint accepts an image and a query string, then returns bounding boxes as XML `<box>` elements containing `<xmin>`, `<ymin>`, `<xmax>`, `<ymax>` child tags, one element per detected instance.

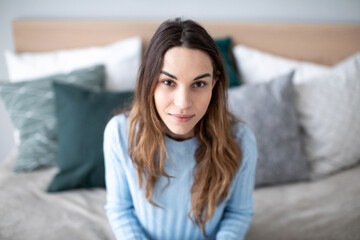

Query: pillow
<box><xmin>47</xmin><ymin>82</ymin><xmax>133</xmax><ymax>192</ymax></box>
<box><xmin>296</xmin><ymin>53</ymin><xmax>360</xmax><ymax>179</ymax></box>
<box><xmin>5</xmin><ymin>37</ymin><xmax>142</xmax><ymax>91</ymax></box>
<box><xmin>232</xmin><ymin>44</ymin><xmax>360</xmax><ymax>179</ymax></box>
<box><xmin>228</xmin><ymin>71</ymin><xmax>309</xmax><ymax>187</ymax></box>
<box><xmin>0</xmin><ymin>65</ymin><xmax>105</xmax><ymax>172</ymax></box>
<box><xmin>232</xmin><ymin>44</ymin><xmax>329</xmax><ymax>84</ymax></box>
<box><xmin>214</xmin><ymin>37</ymin><xmax>241</xmax><ymax>87</ymax></box>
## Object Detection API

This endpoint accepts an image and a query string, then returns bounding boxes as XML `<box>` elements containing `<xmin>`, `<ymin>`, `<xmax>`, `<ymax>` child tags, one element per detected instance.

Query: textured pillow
<box><xmin>214</xmin><ymin>37</ymin><xmax>241</xmax><ymax>87</ymax></box>
<box><xmin>5</xmin><ymin>37</ymin><xmax>141</xmax><ymax>91</ymax></box>
<box><xmin>48</xmin><ymin>82</ymin><xmax>133</xmax><ymax>192</ymax></box>
<box><xmin>228</xmin><ymin>71</ymin><xmax>309</xmax><ymax>187</ymax></box>
<box><xmin>296</xmin><ymin>53</ymin><xmax>360</xmax><ymax>179</ymax></box>
<box><xmin>232</xmin><ymin>44</ymin><xmax>360</xmax><ymax>179</ymax></box>
<box><xmin>0</xmin><ymin>65</ymin><xmax>105</xmax><ymax>172</ymax></box>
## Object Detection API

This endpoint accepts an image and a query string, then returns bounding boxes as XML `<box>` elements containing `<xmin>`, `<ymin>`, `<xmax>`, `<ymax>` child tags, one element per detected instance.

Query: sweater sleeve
<box><xmin>216</xmin><ymin>124</ymin><xmax>258</xmax><ymax>240</ymax></box>
<box><xmin>103</xmin><ymin>117</ymin><xmax>149</xmax><ymax>240</ymax></box>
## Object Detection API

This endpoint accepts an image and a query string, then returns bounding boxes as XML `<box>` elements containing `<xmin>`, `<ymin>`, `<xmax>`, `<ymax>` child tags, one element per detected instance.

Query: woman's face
<box><xmin>154</xmin><ymin>46</ymin><xmax>216</xmax><ymax>140</ymax></box>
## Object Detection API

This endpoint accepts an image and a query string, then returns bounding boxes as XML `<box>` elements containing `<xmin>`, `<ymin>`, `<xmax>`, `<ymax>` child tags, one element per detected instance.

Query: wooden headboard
<box><xmin>12</xmin><ymin>20</ymin><xmax>360</xmax><ymax>66</ymax></box>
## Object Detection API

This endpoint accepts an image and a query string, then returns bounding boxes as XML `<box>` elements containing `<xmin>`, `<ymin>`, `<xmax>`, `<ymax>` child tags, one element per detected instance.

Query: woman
<box><xmin>103</xmin><ymin>18</ymin><xmax>257</xmax><ymax>240</ymax></box>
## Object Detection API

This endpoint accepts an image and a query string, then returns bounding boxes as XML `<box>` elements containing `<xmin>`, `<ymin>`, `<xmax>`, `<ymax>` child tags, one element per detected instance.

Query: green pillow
<box><xmin>0</xmin><ymin>65</ymin><xmax>105</xmax><ymax>172</ymax></box>
<box><xmin>47</xmin><ymin>82</ymin><xmax>133</xmax><ymax>192</ymax></box>
<box><xmin>214</xmin><ymin>37</ymin><xmax>241</xmax><ymax>87</ymax></box>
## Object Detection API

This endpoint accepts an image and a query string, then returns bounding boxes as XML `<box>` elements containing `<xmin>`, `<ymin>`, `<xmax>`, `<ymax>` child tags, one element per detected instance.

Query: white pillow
<box><xmin>232</xmin><ymin>45</ymin><xmax>360</xmax><ymax>179</ymax></box>
<box><xmin>232</xmin><ymin>45</ymin><xmax>330</xmax><ymax>84</ymax></box>
<box><xmin>5</xmin><ymin>37</ymin><xmax>142</xmax><ymax>91</ymax></box>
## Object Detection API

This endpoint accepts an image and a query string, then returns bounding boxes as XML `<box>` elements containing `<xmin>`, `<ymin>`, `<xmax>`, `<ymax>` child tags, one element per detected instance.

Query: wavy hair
<box><xmin>127</xmin><ymin>18</ymin><xmax>242</xmax><ymax>236</ymax></box>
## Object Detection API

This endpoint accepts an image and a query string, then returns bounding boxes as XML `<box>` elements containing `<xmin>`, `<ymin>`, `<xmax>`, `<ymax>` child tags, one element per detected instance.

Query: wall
<box><xmin>0</xmin><ymin>0</ymin><xmax>360</xmax><ymax>161</ymax></box>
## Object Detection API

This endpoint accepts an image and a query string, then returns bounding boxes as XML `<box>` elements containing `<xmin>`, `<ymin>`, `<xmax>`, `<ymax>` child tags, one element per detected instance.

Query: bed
<box><xmin>0</xmin><ymin>20</ymin><xmax>360</xmax><ymax>240</ymax></box>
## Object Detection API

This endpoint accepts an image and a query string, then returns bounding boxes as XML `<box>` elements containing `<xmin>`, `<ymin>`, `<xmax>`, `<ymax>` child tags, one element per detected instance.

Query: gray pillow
<box><xmin>228</xmin><ymin>71</ymin><xmax>309</xmax><ymax>187</ymax></box>
<box><xmin>0</xmin><ymin>65</ymin><xmax>105</xmax><ymax>172</ymax></box>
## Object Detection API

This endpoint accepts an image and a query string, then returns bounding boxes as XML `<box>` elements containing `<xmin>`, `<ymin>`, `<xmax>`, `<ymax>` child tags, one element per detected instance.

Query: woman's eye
<box><xmin>162</xmin><ymin>80</ymin><xmax>175</xmax><ymax>86</ymax></box>
<box><xmin>163</xmin><ymin>80</ymin><xmax>175</xmax><ymax>86</ymax></box>
<box><xmin>193</xmin><ymin>81</ymin><xmax>206</xmax><ymax>88</ymax></box>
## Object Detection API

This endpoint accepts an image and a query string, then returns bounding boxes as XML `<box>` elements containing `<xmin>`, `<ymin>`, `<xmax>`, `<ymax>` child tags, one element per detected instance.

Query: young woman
<box><xmin>103</xmin><ymin>18</ymin><xmax>257</xmax><ymax>240</ymax></box>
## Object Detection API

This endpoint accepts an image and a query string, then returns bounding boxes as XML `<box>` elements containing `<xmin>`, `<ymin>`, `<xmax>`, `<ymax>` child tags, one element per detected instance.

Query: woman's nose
<box><xmin>173</xmin><ymin>88</ymin><xmax>192</xmax><ymax>109</ymax></box>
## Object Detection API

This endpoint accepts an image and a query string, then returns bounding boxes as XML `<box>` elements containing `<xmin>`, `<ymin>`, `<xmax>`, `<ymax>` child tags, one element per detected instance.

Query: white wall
<box><xmin>0</xmin><ymin>0</ymin><xmax>360</xmax><ymax>160</ymax></box>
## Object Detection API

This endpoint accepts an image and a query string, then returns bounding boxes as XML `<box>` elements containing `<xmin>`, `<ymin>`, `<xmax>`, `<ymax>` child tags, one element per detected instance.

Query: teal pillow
<box><xmin>47</xmin><ymin>82</ymin><xmax>133</xmax><ymax>192</ymax></box>
<box><xmin>0</xmin><ymin>65</ymin><xmax>105</xmax><ymax>172</ymax></box>
<box><xmin>214</xmin><ymin>37</ymin><xmax>241</xmax><ymax>87</ymax></box>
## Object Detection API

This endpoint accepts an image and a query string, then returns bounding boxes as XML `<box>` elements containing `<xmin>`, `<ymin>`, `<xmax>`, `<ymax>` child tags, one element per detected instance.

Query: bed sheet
<box><xmin>0</xmin><ymin>149</ymin><xmax>114</xmax><ymax>240</ymax></box>
<box><xmin>1</xmin><ymin>149</ymin><xmax>359</xmax><ymax>240</ymax></box>
<box><xmin>248</xmin><ymin>163</ymin><xmax>360</xmax><ymax>240</ymax></box>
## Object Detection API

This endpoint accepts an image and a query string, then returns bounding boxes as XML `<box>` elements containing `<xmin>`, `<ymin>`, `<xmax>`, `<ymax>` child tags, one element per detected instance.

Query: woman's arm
<box><xmin>216</xmin><ymin>125</ymin><xmax>258</xmax><ymax>240</ymax></box>
<box><xmin>103</xmin><ymin>117</ymin><xmax>149</xmax><ymax>240</ymax></box>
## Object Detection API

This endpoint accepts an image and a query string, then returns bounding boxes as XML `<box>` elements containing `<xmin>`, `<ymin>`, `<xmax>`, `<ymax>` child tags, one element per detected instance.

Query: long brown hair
<box><xmin>128</xmin><ymin>18</ymin><xmax>242</xmax><ymax>236</ymax></box>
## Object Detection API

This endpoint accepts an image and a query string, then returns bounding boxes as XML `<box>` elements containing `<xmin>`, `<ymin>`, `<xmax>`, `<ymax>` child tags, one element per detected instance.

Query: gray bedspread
<box><xmin>248</xmin><ymin>164</ymin><xmax>360</xmax><ymax>240</ymax></box>
<box><xmin>1</xmin><ymin>149</ymin><xmax>359</xmax><ymax>240</ymax></box>
<box><xmin>0</xmin><ymin>150</ymin><xmax>114</xmax><ymax>240</ymax></box>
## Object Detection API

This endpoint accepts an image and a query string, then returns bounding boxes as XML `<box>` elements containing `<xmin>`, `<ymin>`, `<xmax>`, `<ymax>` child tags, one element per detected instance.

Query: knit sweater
<box><xmin>103</xmin><ymin>114</ymin><xmax>257</xmax><ymax>240</ymax></box>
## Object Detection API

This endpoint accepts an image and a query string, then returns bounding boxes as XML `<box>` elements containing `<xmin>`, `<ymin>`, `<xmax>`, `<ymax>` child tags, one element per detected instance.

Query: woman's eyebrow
<box><xmin>160</xmin><ymin>70</ymin><xmax>211</xmax><ymax>81</ymax></box>
<box><xmin>160</xmin><ymin>70</ymin><xmax>177</xmax><ymax>80</ymax></box>
<box><xmin>194</xmin><ymin>73</ymin><xmax>211</xmax><ymax>81</ymax></box>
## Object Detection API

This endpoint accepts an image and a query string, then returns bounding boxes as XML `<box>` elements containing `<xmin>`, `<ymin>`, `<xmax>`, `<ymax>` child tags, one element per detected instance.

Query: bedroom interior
<box><xmin>0</xmin><ymin>1</ymin><xmax>359</xmax><ymax>240</ymax></box>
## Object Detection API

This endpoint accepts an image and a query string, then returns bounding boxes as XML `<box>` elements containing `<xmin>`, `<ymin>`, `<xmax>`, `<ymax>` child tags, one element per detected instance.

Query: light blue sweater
<box><xmin>103</xmin><ymin>114</ymin><xmax>258</xmax><ymax>240</ymax></box>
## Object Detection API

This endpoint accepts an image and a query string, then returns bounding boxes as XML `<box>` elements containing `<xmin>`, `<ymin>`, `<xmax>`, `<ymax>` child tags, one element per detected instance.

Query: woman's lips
<box><xmin>169</xmin><ymin>114</ymin><xmax>195</xmax><ymax>122</ymax></box>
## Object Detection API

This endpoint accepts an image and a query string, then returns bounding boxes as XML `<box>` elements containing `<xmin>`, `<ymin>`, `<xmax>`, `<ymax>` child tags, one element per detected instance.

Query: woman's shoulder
<box><xmin>232</xmin><ymin>121</ymin><xmax>256</xmax><ymax>145</ymax></box>
<box><xmin>232</xmin><ymin>121</ymin><xmax>258</xmax><ymax>162</ymax></box>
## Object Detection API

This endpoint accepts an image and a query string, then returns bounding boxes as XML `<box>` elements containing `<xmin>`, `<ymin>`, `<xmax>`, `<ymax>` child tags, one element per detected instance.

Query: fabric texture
<box><xmin>214</xmin><ymin>37</ymin><xmax>241</xmax><ymax>87</ymax></box>
<box><xmin>296</xmin><ymin>53</ymin><xmax>360</xmax><ymax>178</ymax></box>
<box><xmin>48</xmin><ymin>82</ymin><xmax>133</xmax><ymax>192</ymax></box>
<box><xmin>228</xmin><ymin>71</ymin><xmax>309</xmax><ymax>187</ymax></box>
<box><xmin>103</xmin><ymin>114</ymin><xmax>257</xmax><ymax>240</ymax></box>
<box><xmin>5</xmin><ymin>37</ymin><xmax>142</xmax><ymax>91</ymax></box>
<box><xmin>247</xmin><ymin>163</ymin><xmax>360</xmax><ymax>240</ymax></box>
<box><xmin>0</xmin><ymin>146</ymin><xmax>360</xmax><ymax>240</ymax></box>
<box><xmin>1</xmin><ymin>147</ymin><xmax>359</xmax><ymax>240</ymax></box>
<box><xmin>0</xmin><ymin>65</ymin><xmax>105</xmax><ymax>172</ymax></box>
<box><xmin>232</xmin><ymin>44</ymin><xmax>360</xmax><ymax>179</ymax></box>
<box><xmin>0</xmin><ymin>148</ymin><xmax>115</xmax><ymax>240</ymax></box>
